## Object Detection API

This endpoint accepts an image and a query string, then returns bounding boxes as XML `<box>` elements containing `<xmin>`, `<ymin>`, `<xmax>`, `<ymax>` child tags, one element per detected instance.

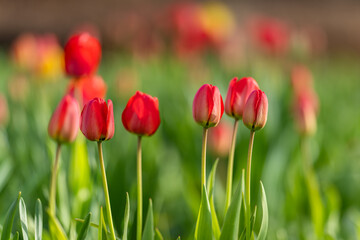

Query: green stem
<box><xmin>97</xmin><ymin>142</ymin><xmax>116</xmax><ymax>240</ymax></box>
<box><xmin>49</xmin><ymin>143</ymin><xmax>61</xmax><ymax>215</ymax></box>
<box><xmin>245</xmin><ymin>130</ymin><xmax>255</xmax><ymax>240</ymax></box>
<box><xmin>201</xmin><ymin>128</ymin><xmax>208</xmax><ymax>191</ymax></box>
<box><xmin>224</xmin><ymin>120</ymin><xmax>239</xmax><ymax>213</ymax></box>
<box><xmin>137</xmin><ymin>136</ymin><xmax>143</xmax><ymax>240</ymax></box>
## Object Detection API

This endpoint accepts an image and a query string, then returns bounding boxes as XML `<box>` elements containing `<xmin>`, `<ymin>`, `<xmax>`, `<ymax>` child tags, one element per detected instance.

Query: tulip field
<box><xmin>1</xmin><ymin>3</ymin><xmax>360</xmax><ymax>240</ymax></box>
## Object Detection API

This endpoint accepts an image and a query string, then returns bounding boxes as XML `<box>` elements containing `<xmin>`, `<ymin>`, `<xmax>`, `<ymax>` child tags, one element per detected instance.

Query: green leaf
<box><xmin>155</xmin><ymin>228</ymin><xmax>164</xmax><ymax>240</ymax></box>
<box><xmin>142</xmin><ymin>199</ymin><xmax>154</xmax><ymax>240</ymax></box>
<box><xmin>19</xmin><ymin>197</ymin><xmax>29</xmax><ymax>240</ymax></box>
<box><xmin>35</xmin><ymin>199</ymin><xmax>43</xmax><ymax>240</ymax></box>
<box><xmin>122</xmin><ymin>193</ymin><xmax>130</xmax><ymax>240</ymax></box>
<box><xmin>98</xmin><ymin>207</ymin><xmax>103</xmax><ymax>240</ymax></box>
<box><xmin>1</xmin><ymin>192</ymin><xmax>21</xmax><ymax>240</ymax></box>
<box><xmin>47</xmin><ymin>209</ymin><xmax>68</xmax><ymax>240</ymax></box>
<box><xmin>12</xmin><ymin>231</ymin><xmax>19</xmax><ymax>240</ymax></box>
<box><xmin>77</xmin><ymin>213</ymin><xmax>91</xmax><ymax>240</ymax></box>
<box><xmin>194</xmin><ymin>186</ymin><xmax>212</xmax><ymax>240</ymax></box>
<box><xmin>219</xmin><ymin>174</ymin><xmax>243</xmax><ymax>240</ymax></box>
<box><xmin>175</xmin><ymin>237</ymin><xmax>180</xmax><ymax>240</ymax></box>
<box><xmin>257</xmin><ymin>182</ymin><xmax>268</xmax><ymax>240</ymax></box>
<box><xmin>100</xmin><ymin>207</ymin><xmax>110</xmax><ymax>240</ymax></box>
<box><xmin>207</xmin><ymin>159</ymin><xmax>220</xmax><ymax>240</ymax></box>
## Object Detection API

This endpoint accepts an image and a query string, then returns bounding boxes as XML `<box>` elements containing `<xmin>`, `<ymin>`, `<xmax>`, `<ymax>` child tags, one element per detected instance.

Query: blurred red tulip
<box><xmin>293</xmin><ymin>92</ymin><xmax>317</xmax><ymax>136</ymax></box>
<box><xmin>48</xmin><ymin>94</ymin><xmax>80</xmax><ymax>143</ymax></box>
<box><xmin>209</xmin><ymin>121</ymin><xmax>232</xmax><ymax>157</ymax></box>
<box><xmin>0</xmin><ymin>94</ymin><xmax>9</xmax><ymax>127</ymax></box>
<box><xmin>193</xmin><ymin>84</ymin><xmax>224</xmax><ymax>128</ymax></box>
<box><xmin>80</xmin><ymin>98</ymin><xmax>114</xmax><ymax>142</ymax></box>
<box><xmin>243</xmin><ymin>90</ymin><xmax>268</xmax><ymax>131</ymax></box>
<box><xmin>225</xmin><ymin>77</ymin><xmax>259</xmax><ymax>119</ymax></box>
<box><xmin>122</xmin><ymin>91</ymin><xmax>160</xmax><ymax>136</ymax></box>
<box><xmin>67</xmin><ymin>75</ymin><xmax>107</xmax><ymax>107</ymax></box>
<box><xmin>64</xmin><ymin>32</ymin><xmax>101</xmax><ymax>77</ymax></box>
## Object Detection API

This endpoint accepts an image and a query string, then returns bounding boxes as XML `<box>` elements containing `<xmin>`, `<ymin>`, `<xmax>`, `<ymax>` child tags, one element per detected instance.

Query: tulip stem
<box><xmin>201</xmin><ymin>128</ymin><xmax>208</xmax><ymax>191</ymax></box>
<box><xmin>224</xmin><ymin>119</ymin><xmax>239</xmax><ymax>213</ymax></box>
<box><xmin>137</xmin><ymin>136</ymin><xmax>143</xmax><ymax>240</ymax></box>
<box><xmin>245</xmin><ymin>130</ymin><xmax>255</xmax><ymax>240</ymax></box>
<box><xmin>97</xmin><ymin>142</ymin><xmax>116</xmax><ymax>240</ymax></box>
<box><xmin>49</xmin><ymin>143</ymin><xmax>61</xmax><ymax>215</ymax></box>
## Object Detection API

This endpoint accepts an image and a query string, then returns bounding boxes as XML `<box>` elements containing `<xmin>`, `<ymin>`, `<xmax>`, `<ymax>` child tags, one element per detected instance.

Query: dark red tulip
<box><xmin>243</xmin><ymin>90</ymin><xmax>268</xmax><ymax>131</ymax></box>
<box><xmin>80</xmin><ymin>98</ymin><xmax>114</xmax><ymax>141</ymax></box>
<box><xmin>122</xmin><ymin>91</ymin><xmax>160</xmax><ymax>136</ymax></box>
<box><xmin>193</xmin><ymin>84</ymin><xmax>224</xmax><ymax>128</ymax></box>
<box><xmin>225</xmin><ymin>77</ymin><xmax>259</xmax><ymax>119</ymax></box>
<box><xmin>48</xmin><ymin>94</ymin><xmax>80</xmax><ymax>143</ymax></box>
<box><xmin>64</xmin><ymin>32</ymin><xmax>101</xmax><ymax>77</ymax></box>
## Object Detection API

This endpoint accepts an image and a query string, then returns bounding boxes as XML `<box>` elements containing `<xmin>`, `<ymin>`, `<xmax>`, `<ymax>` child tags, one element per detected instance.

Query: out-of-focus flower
<box><xmin>8</xmin><ymin>75</ymin><xmax>29</xmax><ymax>102</ymax></box>
<box><xmin>48</xmin><ymin>94</ymin><xmax>80</xmax><ymax>143</ymax></box>
<box><xmin>11</xmin><ymin>34</ymin><xmax>37</xmax><ymax>72</ymax></box>
<box><xmin>67</xmin><ymin>75</ymin><xmax>107</xmax><ymax>107</ymax></box>
<box><xmin>114</xmin><ymin>68</ymin><xmax>139</xmax><ymax>100</ymax></box>
<box><xmin>122</xmin><ymin>91</ymin><xmax>160</xmax><ymax>136</ymax></box>
<box><xmin>209</xmin><ymin>120</ymin><xmax>232</xmax><ymax>157</ymax></box>
<box><xmin>193</xmin><ymin>84</ymin><xmax>224</xmax><ymax>128</ymax></box>
<box><xmin>291</xmin><ymin>26</ymin><xmax>327</xmax><ymax>58</ymax></box>
<box><xmin>248</xmin><ymin>16</ymin><xmax>290</xmax><ymax>55</ymax></box>
<box><xmin>0</xmin><ymin>94</ymin><xmax>9</xmax><ymax>127</ymax></box>
<box><xmin>80</xmin><ymin>98</ymin><xmax>114</xmax><ymax>142</ymax></box>
<box><xmin>225</xmin><ymin>77</ymin><xmax>259</xmax><ymax>119</ymax></box>
<box><xmin>64</xmin><ymin>32</ymin><xmax>101</xmax><ymax>77</ymax></box>
<box><xmin>243</xmin><ymin>90</ymin><xmax>268</xmax><ymax>131</ymax></box>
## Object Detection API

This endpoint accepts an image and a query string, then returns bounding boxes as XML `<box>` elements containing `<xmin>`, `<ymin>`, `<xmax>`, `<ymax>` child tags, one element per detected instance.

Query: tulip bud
<box><xmin>80</xmin><ymin>98</ymin><xmax>114</xmax><ymax>141</ymax></box>
<box><xmin>225</xmin><ymin>77</ymin><xmax>259</xmax><ymax>119</ymax></box>
<box><xmin>122</xmin><ymin>91</ymin><xmax>160</xmax><ymax>136</ymax></box>
<box><xmin>209</xmin><ymin>121</ymin><xmax>232</xmax><ymax>157</ymax></box>
<box><xmin>242</xmin><ymin>90</ymin><xmax>268</xmax><ymax>131</ymax></box>
<box><xmin>48</xmin><ymin>94</ymin><xmax>80</xmax><ymax>143</ymax></box>
<box><xmin>193</xmin><ymin>84</ymin><xmax>224</xmax><ymax>128</ymax></box>
<box><xmin>64</xmin><ymin>32</ymin><xmax>101</xmax><ymax>77</ymax></box>
<box><xmin>294</xmin><ymin>92</ymin><xmax>317</xmax><ymax>136</ymax></box>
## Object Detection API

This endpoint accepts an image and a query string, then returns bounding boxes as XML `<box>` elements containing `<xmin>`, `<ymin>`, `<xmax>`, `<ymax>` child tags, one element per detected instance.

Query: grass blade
<box><xmin>35</xmin><ymin>199</ymin><xmax>43</xmax><ymax>240</ymax></box>
<box><xmin>1</xmin><ymin>192</ymin><xmax>21</xmax><ymax>240</ymax></box>
<box><xmin>155</xmin><ymin>228</ymin><xmax>164</xmax><ymax>240</ymax></box>
<box><xmin>77</xmin><ymin>213</ymin><xmax>91</xmax><ymax>240</ymax></box>
<box><xmin>194</xmin><ymin>186</ymin><xmax>212</xmax><ymax>240</ymax></box>
<box><xmin>47</xmin><ymin>209</ymin><xmax>68</xmax><ymax>240</ymax></box>
<box><xmin>122</xmin><ymin>193</ymin><xmax>130</xmax><ymax>240</ymax></box>
<box><xmin>142</xmin><ymin>199</ymin><xmax>154</xmax><ymax>240</ymax></box>
<box><xmin>19</xmin><ymin>197</ymin><xmax>29</xmax><ymax>240</ymax></box>
<box><xmin>207</xmin><ymin>159</ymin><xmax>220</xmax><ymax>240</ymax></box>
<box><xmin>257</xmin><ymin>182</ymin><xmax>268</xmax><ymax>240</ymax></box>
<box><xmin>12</xmin><ymin>231</ymin><xmax>19</xmax><ymax>240</ymax></box>
<box><xmin>98</xmin><ymin>207</ymin><xmax>103</xmax><ymax>240</ymax></box>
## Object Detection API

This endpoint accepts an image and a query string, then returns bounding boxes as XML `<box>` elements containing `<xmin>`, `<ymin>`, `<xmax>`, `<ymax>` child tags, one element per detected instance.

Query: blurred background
<box><xmin>0</xmin><ymin>0</ymin><xmax>360</xmax><ymax>239</ymax></box>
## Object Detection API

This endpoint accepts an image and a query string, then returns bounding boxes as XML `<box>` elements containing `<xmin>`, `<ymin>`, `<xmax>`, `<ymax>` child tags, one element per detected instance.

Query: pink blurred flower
<box><xmin>209</xmin><ymin>121</ymin><xmax>232</xmax><ymax>157</ymax></box>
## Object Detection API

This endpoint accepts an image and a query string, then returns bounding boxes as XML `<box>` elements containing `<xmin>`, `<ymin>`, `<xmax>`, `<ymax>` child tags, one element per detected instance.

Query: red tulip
<box><xmin>193</xmin><ymin>84</ymin><xmax>224</xmax><ymax>128</ymax></box>
<box><xmin>225</xmin><ymin>77</ymin><xmax>259</xmax><ymax>119</ymax></box>
<box><xmin>243</xmin><ymin>90</ymin><xmax>268</xmax><ymax>131</ymax></box>
<box><xmin>80</xmin><ymin>98</ymin><xmax>114</xmax><ymax>141</ymax></box>
<box><xmin>64</xmin><ymin>32</ymin><xmax>101</xmax><ymax>77</ymax></box>
<box><xmin>67</xmin><ymin>75</ymin><xmax>107</xmax><ymax>107</ymax></box>
<box><xmin>293</xmin><ymin>91</ymin><xmax>318</xmax><ymax>136</ymax></box>
<box><xmin>122</xmin><ymin>91</ymin><xmax>160</xmax><ymax>136</ymax></box>
<box><xmin>48</xmin><ymin>94</ymin><xmax>80</xmax><ymax>143</ymax></box>
<box><xmin>209</xmin><ymin>121</ymin><xmax>232</xmax><ymax>157</ymax></box>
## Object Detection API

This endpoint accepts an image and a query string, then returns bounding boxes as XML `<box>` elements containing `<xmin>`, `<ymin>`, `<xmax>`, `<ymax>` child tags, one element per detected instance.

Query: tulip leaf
<box><xmin>194</xmin><ymin>186</ymin><xmax>212</xmax><ymax>240</ymax></box>
<box><xmin>98</xmin><ymin>207</ymin><xmax>103</xmax><ymax>240</ymax></box>
<box><xmin>77</xmin><ymin>213</ymin><xmax>91</xmax><ymax>240</ymax></box>
<box><xmin>207</xmin><ymin>159</ymin><xmax>220</xmax><ymax>240</ymax></box>
<box><xmin>142</xmin><ymin>199</ymin><xmax>154</xmax><ymax>240</ymax></box>
<box><xmin>155</xmin><ymin>228</ymin><xmax>164</xmax><ymax>240</ymax></box>
<box><xmin>47</xmin><ymin>209</ymin><xmax>68</xmax><ymax>240</ymax></box>
<box><xmin>219</xmin><ymin>171</ymin><xmax>244</xmax><ymax>240</ymax></box>
<box><xmin>101</xmin><ymin>207</ymin><xmax>110</xmax><ymax>240</ymax></box>
<box><xmin>19</xmin><ymin>197</ymin><xmax>29</xmax><ymax>240</ymax></box>
<box><xmin>1</xmin><ymin>192</ymin><xmax>21</xmax><ymax>240</ymax></box>
<box><xmin>175</xmin><ymin>237</ymin><xmax>181</xmax><ymax>240</ymax></box>
<box><xmin>257</xmin><ymin>182</ymin><xmax>268</xmax><ymax>240</ymax></box>
<box><xmin>122</xmin><ymin>193</ymin><xmax>130</xmax><ymax>240</ymax></box>
<box><xmin>12</xmin><ymin>231</ymin><xmax>19</xmax><ymax>240</ymax></box>
<box><xmin>35</xmin><ymin>199</ymin><xmax>43</xmax><ymax>240</ymax></box>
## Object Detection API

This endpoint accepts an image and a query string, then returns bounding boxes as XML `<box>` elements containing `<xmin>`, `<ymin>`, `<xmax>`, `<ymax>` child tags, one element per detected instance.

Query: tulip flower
<box><xmin>64</xmin><ymin>32</ymin><xmax>101</xmax><ymax>77</ymax></box>
<box><xmin>48</xmin><ymin>94</ymin><xmax>80</xmax><ymax>143</ymax></box>
<box><xmin>122</xmin><ymin>91</ymin><xmax>161</xmax><ymax>136</ymax></box>
<box><xmin>80</xmin><ymin>98</ymin><xmax>114</xmax><ymax>142</ymax></box>
<box><xmin>193</xmin><ymin>84</ymin><xmax>224</xmax><ymax>128</ymax></box>
<box><xmin>208</xmin><ymin>121</ymin><xmax>232</xmax><ymax>157</ymax></box>
<box><xmin>122</xmin><ymin>91</ymin><xmax>160</xmax><ymax>240</ymax></box>
<box><xmin>243</xmin><ymin>90</ymin><xmax>268</xmax><ymax>131</ymax></box>
<box><xmin>294</xmin><ymin>91</ymin><xmax>318</xmax><ymax>136</ymax></box>
<box><xmin>80</xmin><ymin>97</ymin><xmax>116</xmax><ymax>240</ymax></box>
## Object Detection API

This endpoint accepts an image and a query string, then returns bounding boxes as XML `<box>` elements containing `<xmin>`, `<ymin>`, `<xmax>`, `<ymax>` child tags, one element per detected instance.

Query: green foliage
<box><xmin>77</xmin><ymin>213</ymin><xmax>91</xmax><ymax>240</ymax></box>
<box><xmin>35</xmin><ymin>199</ymin><xmax>43</xmax><ymax>240</ymax></box>
<box><xmin>257</xmin><ymin>182</ymin><xmax>268</xmax><ymax>240</ymax></box>
<box><xmin>19</xmin><ymin>197</ymin><xmax>29</xmax><ymax>240</ymax></box>
<box><xmin>194</xmin><ymin>186</ymin><xmax>212</xmax><ymax>240</ymax></box>
<box><xmin>122</xmin><ymin>193</ymin><xmax>130</xmax><ymax>240</ymax></box>
<box><xmin>142</xmin><ymin>199</ymin><xmax>154</xmax><ymax>240</ymax></box>
<box><xmin>1</xmin><ymin>192</ymin><xmax>21</xmax><ymax>240</ymax></box>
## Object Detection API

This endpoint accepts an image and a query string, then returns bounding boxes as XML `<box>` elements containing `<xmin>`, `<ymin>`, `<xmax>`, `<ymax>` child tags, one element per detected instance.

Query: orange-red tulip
<box><xmin>80</xmin><ymin>98</ymin><xmax>114</xmax><ymax>141</ymax></box>
<box><xmin>122</xmin><ymin>91</ymin><xmax>160</xmax><ymax>136</ymax></box>
<box><xmin>225</xmin><ymin>77</ymin><xmax>259</xmax><ymax>119</ymax></box>
<box><xmin>243</xmin><ymin>90</ymin><xmax>268</xmax><ymax>131</ymax></box>
<box><xmin>193</xmin><ymin>84</ymin><xmax>224</xmax><ymax>128</ymax></box>
<box><xmin>48</xmin><ymin>94</ymin><xmax>80</xmax><ymax>143</ymax></box>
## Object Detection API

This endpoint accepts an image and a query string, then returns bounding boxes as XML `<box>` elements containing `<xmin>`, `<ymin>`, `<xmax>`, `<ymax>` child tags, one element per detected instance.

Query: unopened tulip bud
<box><xmin>294</xmin><ymin>92</ymin><xmax>317</xmax><ymax>136</ymax></box>
<box><xmin>80</xmin><ymin>98</ymin><xmax>114</xmax><ymax>141</ymax></box>
<box><xmin>209</xmin><ymin>121</ymin><xmax>232</xmax><ymax>157</ymax></box>
<box><xmin>243</xmin><ymin>90</ymin><xmax>268</xmax><ymax>131</ymax></box>
<box><xmin>48</xmin><ymin>94</ymin><xmax>80</xmax><ymax>143</ymax></box>
<box><xmin>122</xmin><ymin>91</ymin><xmax>161</xmax><ymax>136</ymax></box>
<box><xmin>225</xmin><ymin>77</ymin><xmax>259</xmax><ymax>119</ymax></box>
<box><xmin>64</xmin><ymin>32</ymin><xmax>101</xmax><ymax>77</ymax></box>
<box><xmin>193</xmin><ymin>84</ymin><xmax>224</xmax><ymax>128</ymax></box>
